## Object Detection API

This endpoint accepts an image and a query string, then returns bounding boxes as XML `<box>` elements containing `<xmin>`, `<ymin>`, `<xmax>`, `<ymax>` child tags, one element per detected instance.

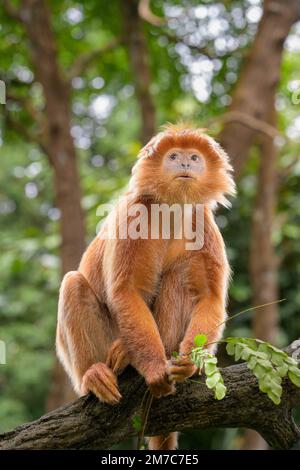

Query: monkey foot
<box><xmin>106</xmin><ymin>339</ymin><xmax>129</xmax><ymax>374</ymax></box>
<box><xmin>81</xmin><ymin>362</ymin><xmax>122</xmax><ymax>404</ymax></box>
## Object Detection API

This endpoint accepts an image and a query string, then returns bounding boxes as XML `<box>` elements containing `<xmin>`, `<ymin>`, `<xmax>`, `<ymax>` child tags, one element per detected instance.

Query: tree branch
<box><xmin>216</xmin><ymin>111</ymin><xmax>283</xmax><ymax>140</ymax></box>
<box><xmin>219</xmin><ymin>0</ymin><xmax>300</xmax><ymax>178</ymax></box>
<box><xmin>138</xmin><ymin>0</ymin><xmax>165</xmax><ymax>26</ymax></box>
<box><xmin>0</xmin><ymin>340</ymin><xmax>299</xmax><ymax>450</ymax></box>
<box><xmin>6</xmin><ymin>91</ymin><xmax>46</xmax><ymax>126</ymax></box>
<box><xmin>3</xmin><ymin>109</ymin><xmax>47</xmax><ymax>151</ymax></box>
<box><xmin>3</xmin><ymin>0</ymin><xmax>24</xmax><ymax>22</ymax></box>
<box><xmin>68</xmin><ymin>38</ymin><xmax>121</xmax><ymax>80</ymax></box>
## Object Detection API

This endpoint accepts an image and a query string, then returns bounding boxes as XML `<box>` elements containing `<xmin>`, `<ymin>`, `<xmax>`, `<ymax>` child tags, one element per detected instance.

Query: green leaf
<box><xmin>253</xmin><ymin>364</ymin><xmax>267</xmax><ymax>379</ymax></box>
<box><xmin>284</xmin><ymin>356</ymin><xmax>298</xmax><ymax>367</ymax></box>
<box><xmin>222</xmin><ymin>337</ymin><xmax>297</xmax><ymax>405</ymax></box>
<box><xmin>247</xmin><ymin>355</ymin><xmax>257</xmax><ymax>370</ymax></box>
<box><xmin>215</xmin><ymin>382</ymin><xmax>227</xmax><ymax>400</ymax></box>
<box><xmin>194</xmin><ymin>334</ymin><xmax>207</xmax><ymax>348</ymax></box>
<box><xmin>259</xmin><ymin>375</ymin><xmax>270</xmax><ymax>393</ymax></box>
<box><xmin>242</xmin><ymin>338</ymin><xmax>258</xmax><ymax>350</ymax></box>
<box><xmin>276</xmin><ymin>364</ymin><xmax>289</xmax><ymax>377</ymax></box>
<box><xmin>267</xmin><ymin>390</ymin><xmax>281</xmax><ymax>405</ymax></box>
<box><xmin>240</xmin><ymin>346</ymin><xmax>252</xmax><ymax>360</ymax></box>
<box><xmin>259</xmin><ymin>374</ymin><xmax>282</xmax><ymax>397</ymax></box>
<box><xmin>226</xmin><ymin>342</ymin><xmax>235</xmax><ymax>356</ymax></box>
<box><xmin>206</xmin><ymin>372</ymin><xmax>221</xmax><ymax>389</ymax></box>
<box><xmin>234</xmin><ymin>344</ymin><xmax>243</xmax><ymax>361</ymax></box>
<box><xmin>132</xmin><ymin>415</ymin><xmax>142</xmax><ymax>431</ymax></box>
<box><xmin>204</xmin><ymin>362</ymin><xmax>217</xmax><ymax>376</ymax></box>
<box><xmin>256</xmin><ymin>358</ymin><xmax>273</xmax><ymax>370</ymax></box>
<box><xmin>172</xmin><ymin>351</ymin><xmax>179</xmax><ymax>358</ymax></box>
<box><xmin>204</xmin><ymin>356</ymin><xmax>218</xmax><ymax>365</ymax></box>
<box><xmin>288</xmin><ymin>366</ymin><xmax>300</xmax><ymax>377</ymax></box>
<box><xmin>271</xmin><ymin>351</ymin><xmax>285</xmax><ymax>366</ymax></box>
<box><xmin>288</xmin><ymin>368</ymin><xmax>300</xmax><ymax>387</ymax></box>
<box><xmin>268</xmin><ymin>370</ymin><xmax>282</xmax><ymax>385</ymax></box>
<box><xmin>257</xmin><ymin>343</ymin><xmax>271</xmax><ymax>358</ymax></box>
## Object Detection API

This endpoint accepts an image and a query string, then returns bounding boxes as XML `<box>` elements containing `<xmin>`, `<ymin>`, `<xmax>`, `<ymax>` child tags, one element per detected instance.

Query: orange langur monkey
<box><xmin>56</xmin><ymin>123</ymin><xmax>235</xmax><ymax>450</ymax></box>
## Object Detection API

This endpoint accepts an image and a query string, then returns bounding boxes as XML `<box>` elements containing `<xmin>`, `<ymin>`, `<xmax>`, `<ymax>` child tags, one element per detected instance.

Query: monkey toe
<box><xmin>106</xmin><ymin>339</ymin><xmax>129</xmax><ymax>374</ymax></box>
<box><xmin>82</xmin><ymin>362</ymin><xmax>122</xmax><ymax>404</ymax></box>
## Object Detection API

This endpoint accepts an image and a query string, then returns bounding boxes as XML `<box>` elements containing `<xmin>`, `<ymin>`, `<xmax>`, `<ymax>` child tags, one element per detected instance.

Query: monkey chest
<box><xmin>143</xmin><ymin>241</ymin><xmax>206</xmax><ymax>307</ymax></box>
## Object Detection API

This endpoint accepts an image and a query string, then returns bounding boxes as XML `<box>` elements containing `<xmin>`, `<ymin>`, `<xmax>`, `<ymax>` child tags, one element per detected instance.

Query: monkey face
<box><xmin>162</xmin><ymin>147</ymin><xmax>206</xmax><ymax>181</ymax></box>
<box><xmin>130</xmin><ymin>125</ymin><xmax>236</xmax><ymax>207</ymax></box>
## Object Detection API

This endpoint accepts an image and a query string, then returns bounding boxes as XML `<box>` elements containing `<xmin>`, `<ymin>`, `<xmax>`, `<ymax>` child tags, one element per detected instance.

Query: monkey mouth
<box><xmin>175</xmin><ymin>174</ymin><xmax>194</xmax><ymax>180</ymax></box>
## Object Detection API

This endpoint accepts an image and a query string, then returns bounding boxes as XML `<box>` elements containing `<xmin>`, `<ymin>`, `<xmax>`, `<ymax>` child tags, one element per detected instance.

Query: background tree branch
<box><xmin>0</xmin><ymin>339</ymin><xmax>299</xmax><ymax>450</ymax></box>
<box><xmin>219</xmin><ymin>0</ymin><xmax>300</xmax><ymax>178</ymax></box>
<box><xmin>138</xmin><ymin>0</ymin><xmax>165</xmax><ymax>26</ymax></box>
<box><xmin>122</xmin><ymin>0</ymin><xmax>156</xmax><ymax>144</ymax></box>
<box><xmin>67</xmin><ymin>38</ymin><xmax>121</xmax><ymax>80</ymax></box>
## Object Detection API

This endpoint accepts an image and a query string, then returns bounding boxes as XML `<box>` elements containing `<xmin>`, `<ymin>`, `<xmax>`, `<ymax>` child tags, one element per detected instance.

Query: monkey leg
<box><xmin>148</xmin><ymin>432</ymin><xmax>178</xmax><ymax>451</ymax></box>
<box><xmin>56</xmin><ymin>271</ymin><xmax>122</xmax><ymax>404</ymax></box>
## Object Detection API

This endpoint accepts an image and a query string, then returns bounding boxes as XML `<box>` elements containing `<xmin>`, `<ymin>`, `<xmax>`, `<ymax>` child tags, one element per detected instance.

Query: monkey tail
<box><xmin>148</xmin><ymin>432</ymin><xmax>178</xmax><ymax>450</ymax></box>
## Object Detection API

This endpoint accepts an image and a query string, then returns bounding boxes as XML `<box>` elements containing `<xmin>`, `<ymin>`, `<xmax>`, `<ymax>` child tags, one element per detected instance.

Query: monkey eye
<box><xmin>169</xmin><ymin>153</ymin><xmax>177</xmax><ymax>161</ymax></box>
<box><xmin>190</xmin><ymin>154</ymin><xmax>199</xmax><ymax>162</ymax></box>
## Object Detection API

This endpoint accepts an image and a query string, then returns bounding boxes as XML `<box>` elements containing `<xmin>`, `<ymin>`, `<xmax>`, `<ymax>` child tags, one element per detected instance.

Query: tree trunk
<box><xmin>250</xmin><ymin>106</ymin><xmax>279</xmax><ymax>345</ymax></box>
<box><xmin>121</xmin><ymin>0</ymin><xmax>156</xmax><ymax>144</ymax></box>
<box><xmin>20</xmin><ymin>0</ymin><xmax>85</xmax><ymax>409</ymax></box>
<box><xmin>219</xmin><ymin>0</ymin><xmax>300</xmax><ymax>177</ymax></box>
<box><xmin>242</xmin><ymin>105</ymin><xmax>279</xmax><ymax>450</ymax></box>
<box><xmin>217</xmin><ymin>0</ymin><xmax>300</xmax><ymax>449</ymax></box>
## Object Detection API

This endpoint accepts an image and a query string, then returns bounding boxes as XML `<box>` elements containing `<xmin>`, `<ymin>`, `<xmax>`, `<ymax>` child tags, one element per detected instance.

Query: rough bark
<box><xmin>219</xmin><ymin>0</ymin><xmax>300</xmax><ymax>177</ymax></box>
<box><xmin>218</xmin><ymin>0</ymin><xmax>300</xmax><ymax>447</ymax></box>
<box><xmin>0</xmin><ymin>340</ymin><xmax>299</xmax><ymax>450</ymax></box>
<box><xmin>243</xmin><ymin>105</ymin><xmax>279</xmax><ymax>450</ymax></box>
<box><xmin>19</xmin><ymin>0</ymin><xmax>86</xmax><ymax>409</ymax></box>
<box><xmin>20</xmin><ymin>0</ymin><xmax>85</xmax><ymax>274</ymax></box>
<box><xmin>121</xmin><ymin>0</ymin><xmax>156</xmax><ymax>144</ymax></box>
<box><xmin>250</xmin><ymin>106</ymin><xmax>279</xmax><ymax>345</ymax></box>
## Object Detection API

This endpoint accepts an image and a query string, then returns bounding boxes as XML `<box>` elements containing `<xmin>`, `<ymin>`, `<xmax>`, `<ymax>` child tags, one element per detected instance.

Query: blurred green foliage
<box><xmin>0</xmin><ymin>0</ymin><xmax>300</xmax><ymax>449</ymax></box>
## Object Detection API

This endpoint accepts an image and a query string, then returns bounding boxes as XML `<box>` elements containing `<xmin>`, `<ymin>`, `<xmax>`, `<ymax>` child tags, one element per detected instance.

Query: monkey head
<box><xmin>130</xmin><ymin>123</ymin><xmax>236</xmax><ymax>207</ymax></box>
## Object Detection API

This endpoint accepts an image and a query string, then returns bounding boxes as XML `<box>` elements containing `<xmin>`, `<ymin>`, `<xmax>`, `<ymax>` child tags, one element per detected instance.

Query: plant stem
<box><xmin>205</xmin><ymin>299</ymin><xmax>286</xmax><ymax>337</ymax></box>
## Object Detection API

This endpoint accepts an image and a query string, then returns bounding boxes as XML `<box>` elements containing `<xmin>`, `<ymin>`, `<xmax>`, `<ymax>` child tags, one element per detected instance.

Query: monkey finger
<box><xmin>82</xmin><ymin>378</ymin><xmax>120</xmax><ymax>404</ymax></box>
<box><xmin>106</xmin><ymin>340</ymin><xmax>128</xmax><ymax>372</ymax></box>
<box><xmin>93</xmin><ymin>372</ymin><xmax>122</xmax><ymax>402</ymax></box>
<box><xmin>168</xmin><ymin>364</ymin><xmax>197</xmax><ymax>382</ymax></box>
<box><xmin>83</xmin><ymin>363</ymin><xmax>122</xmax><ymax>403</ymax></box>
<box><xmin>168</xmin><ymin>364</ymin><xmax>195</xmax><ymax>374</ymax></box>
<box><xmin>150</xmin><ymin>381</ymin><xmax>176</xmax><ymax>398</ymax></box>
<box><xmin>112</xmin><ymin>352</ymin><xmax>129</xmax><ymax>374</ymax></box>
<box><xmin>170</xmin><ymin>355</ymin><xmax>191</xmax><ymax>367</ymax></box>
<box><xmin>90</xmin><ymin>381</ymin><xmax>121</xmax><ymax>404</ymax></box>
<box><xmin>98</xmin><ymin>364</ymin><xmax>118</xmax><ymax>384</ymax></box>
<box><xmin>96</xmin><ymin>369</ymin><xmax>121</xmax><ymax>399</ymax></box>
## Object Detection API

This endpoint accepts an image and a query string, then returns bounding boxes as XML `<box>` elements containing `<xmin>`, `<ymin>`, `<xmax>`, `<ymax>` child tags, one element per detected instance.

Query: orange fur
<box><xmin>56</xmin><ymin>125</ymin><xmax>236</xmax><ymax>450</ymax></box>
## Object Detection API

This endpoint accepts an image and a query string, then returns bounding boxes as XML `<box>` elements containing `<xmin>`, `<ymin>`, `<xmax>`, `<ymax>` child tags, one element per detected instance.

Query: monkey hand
<box><xmin>106</xmin><ymin>339</ymin><xmax>130</xmax><ymax>375</ymax></box>
<box><xmin>167</xmin><ymin>355</ymin><xmax>198</xmax><ymax>382</ymax></box>
<box><xmin>81</xmin><ymin>362</ymin><xmax>122</xmax><ymax>405</ymax></box>
<box><xmin>145</xmin><ymin>361</ymin><xmax>176</xmax><ymax>398</ymax></box>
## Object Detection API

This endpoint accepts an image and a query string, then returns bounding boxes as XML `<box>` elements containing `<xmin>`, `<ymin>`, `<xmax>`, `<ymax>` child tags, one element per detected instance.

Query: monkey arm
<box><xmin>179</xmin><ymin>294</ymin><xmax>226</xmax><ymax>356</ymax></box>
<box><xmin>179</xmin><ymin>210</ymin><xmax>230</xmax><ymax>356</ymax></box>
<box><xmin>104</xmin><ymin>237</ymin><xmax>174</xmax><ymax>397</ymax></box>
<box><xmin>109</xmin><ymin>286</ymin><xmax>167</xmax><ymax>374</ymax></box>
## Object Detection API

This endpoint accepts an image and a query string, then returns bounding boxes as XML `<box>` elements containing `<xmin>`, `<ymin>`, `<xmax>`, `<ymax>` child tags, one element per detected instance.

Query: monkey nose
<box><xmin>181</xmin><ymin>162</ymin><xmax>190</xmax><ymax>168</ymax></box>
